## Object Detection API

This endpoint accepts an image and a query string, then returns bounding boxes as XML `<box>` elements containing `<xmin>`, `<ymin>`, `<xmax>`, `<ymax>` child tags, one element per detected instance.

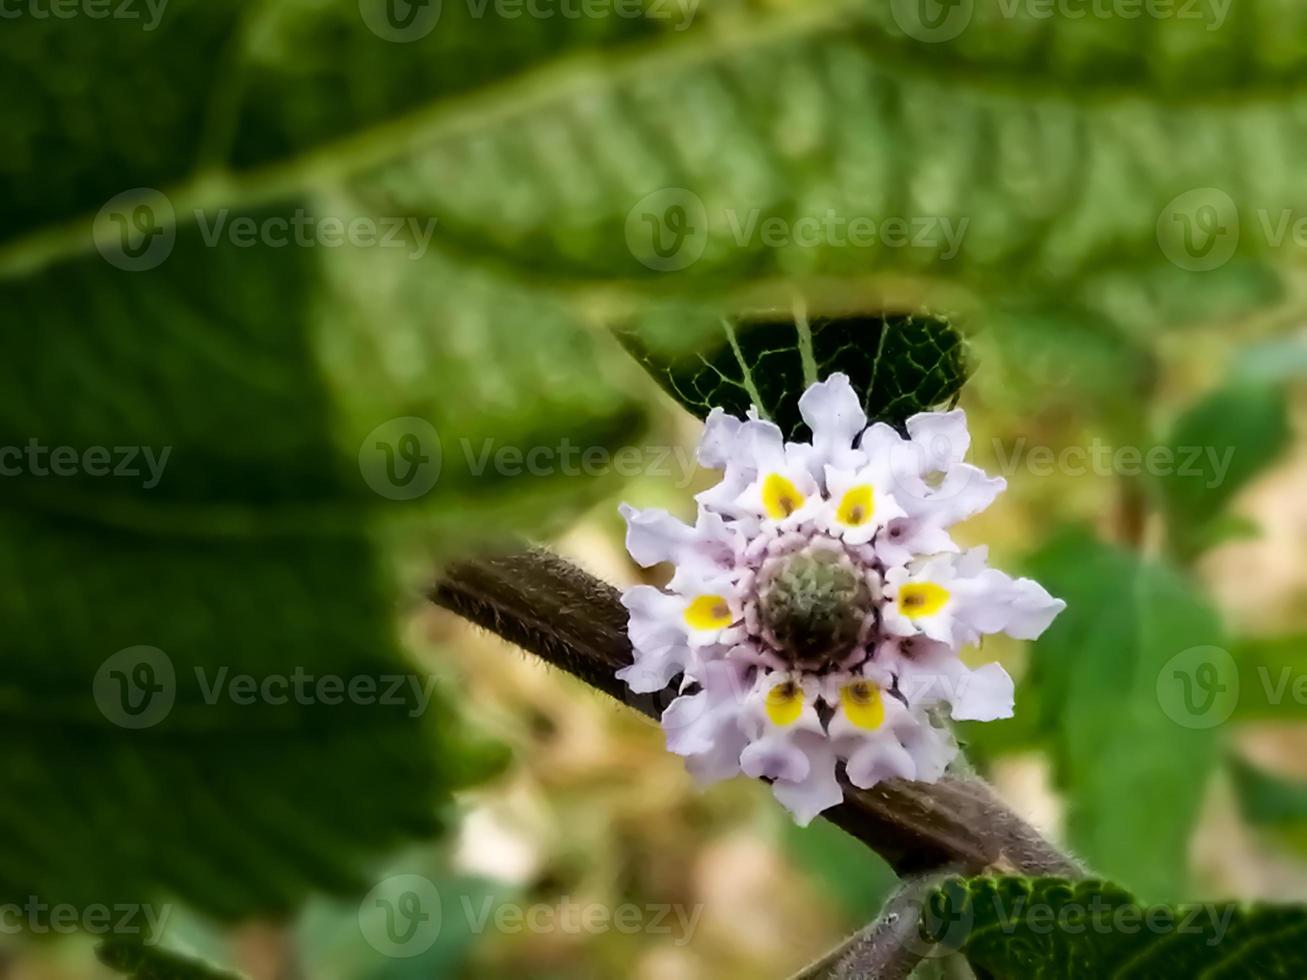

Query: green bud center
<box><xmin>760</xmin><ymin>551</ymin><xmax>870</xmax><ymax>667</ymax></box>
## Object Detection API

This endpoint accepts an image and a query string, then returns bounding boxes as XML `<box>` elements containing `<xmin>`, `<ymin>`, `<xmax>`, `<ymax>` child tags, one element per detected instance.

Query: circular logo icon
<box><xmin>625</xmin><ymin>188</ymin><xmax>709</xmax><ymax>272</ymax></box>
<box><xmin>94</xmin><ymin>646</ymin><xmax>176</xmax><ymax>729</ymax></box>
<box><xmin>359</xmin><ymin>874</ymin><xmax>442</xmax><ymax>957</ymax></box>
<box><xmin>1156</xmin><ymin>187</ymin><xmax>1239</xmax><ymax>272</ymax></box>
<box><xmin>93</xmin><ymin>189</ymin><xmax>176</xmax><ymax>272</ymax></box>
<box><xmin>359</xmin><ymin>417</ymin><xmax>442</xmax><ymax>500</ymax></box>
<box><xmin>359</xmin><ymin>0</ymin><xmax>441</xmax><ymax>42</ymax></box>
<box><xmin>890</xmin><ymin>0</ymin><xmax>974</xmax><ymax>43</ymax></box>
<box><xmin>1157</xmin><ymin>645</ymin><xmax>1239</xmax><ymax>730</ymax></box>
<box><xmin>900</xmin><ymin>881</ymin><xmax>975</xmax><ymax>960</ymax></box>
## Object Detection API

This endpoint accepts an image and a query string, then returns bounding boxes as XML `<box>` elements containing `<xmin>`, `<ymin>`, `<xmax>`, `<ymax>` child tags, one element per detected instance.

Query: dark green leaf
<box><xmin>1158</xmin><ymin>381</ymin><xmax>1291</xmax><ymax>562</ymax></box>
<box><xmin>97</xmin><ymin>938</ymin><xmax>243</xmax><ymax>980</ymax></box>
<box><xmin>616</xmin><ymin>311</ymin><xmax>967</xmax><ymax>435</ymax></box>
<box><xmin>1023</xmin><ymin>529</ymin><xmax>1227</xmax><ymax>901</ymax></box>
<box><xmin>929</xmin><ymin>875</ymin><xmax>1307</xmax><ymax>980</ymax></box>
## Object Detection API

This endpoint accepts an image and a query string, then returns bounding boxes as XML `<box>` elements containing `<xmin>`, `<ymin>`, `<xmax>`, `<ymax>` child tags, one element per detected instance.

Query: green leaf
<box><xmin>1229</xmin><ymin>753</ymin><xmax>1307</xmax><ymax>858</ymax></box>
<box><xmin>1159</xmin><ymin>381</ymin><xmax>1291</xmax><ymax>562</ymax></box>
<box><xmin>1023</xmin><ymin>528</ymin><xmax>1227</xmax><ymax>901</ymax></box>
<box><xmin>928</xmin><ymin>875</ymin><xmax>1307</xmax><ymax>979</ymax></box>
<box><xmin>97</xmin><ymin>938</ymin><xmax>243</xmax><ymax>980</ymax></box>
<box><xmin>1228</xmin><ymin>633</ymin><xmax>1307</xmax><ymax>722</ymax></box>
<box><xmin>617</xmin><ymin>311</ymin><xmax>967</xmax><ymax>434</ymax></box>
<box><xmin>1</xmin><ymin>1</ymin><xmax>659</xmax><ymax>929</ymax></box>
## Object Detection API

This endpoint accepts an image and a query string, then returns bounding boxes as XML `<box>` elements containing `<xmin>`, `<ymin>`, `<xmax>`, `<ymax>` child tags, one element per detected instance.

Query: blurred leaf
<box><xmin>0</xmin><ymin>0</ymin><xmax>659</xmax><ymax>931</ymax></box>
<box><xmin>1159</xmin><ymin>381</ymin><xmax>1291</xmax><ymax>562</ymax></box>
<box><xmin>1230</xmin><ymin>753</ymin><xmax>1307</xmax><ymax>824</ymax></box>
<box><xmin>1024</xmin><ymin>528</ymin><xmax>1225</xmax><ymax>901</ymax></box>
<box><xmin>617</xmin><ymin>312</ymin><xmax>967</xmax><ymax>434</ymax></box>
<box><xmin>782</xmin><ymin>818</ymin><xmax>897</xmax><ymax>924</ymax></box>
<box><xmin>1229</xmin><ymin>633</ymin><xmax>1307</xmax><ymax>722</ymax></box>
<box><xmin>97</xmin><ymin>938</ymin><xmax>243</xmax><ymax>980</ymax></box>
<box><xmin>1229</xmin><ymin>753</ymin><xmax>1307</xmax><ymax>858</ymax></box>
<box><xmin>0</xmin><ymin>505</ymin><xmax>513</xmax><ymax>920</ymax></box>
<box><xmin>1231</xmin><ymin>332</ymin><xmax>1307</xmax><ymax>385</ymax></box>
<box><xmin>929</xmin><ymin>875</ymin><xmax>1307</xmax><ymax>979</ymax></box>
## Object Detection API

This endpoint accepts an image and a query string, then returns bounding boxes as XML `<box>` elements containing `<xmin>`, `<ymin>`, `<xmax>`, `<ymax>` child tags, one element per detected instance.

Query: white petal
<box><xmin>740</xmin><ymin>734</ymin><xmax>810</xmax><ymax>783</ymax></box>
<box><xmin>697</xmin><ymin>408</ymin><xmax>742</xmax><ymax>469</ymax></box>
<box><xmin>799</xmin><ymin>373</ymin><xmax>867</xmax><ymax>473</ymax></box>
<box><xmin>616</xmin><ymin>643</ymin><xmax>690</xmax><ymax>694</ymax></box>
<box><xmin>905</xmin><ymin>409</ymin><xmax>970</xmax><ymax>470</ymax></box>
<box><xmin>874</xmin><ymin>517</ymin><xmax>959</xmax><ymax>567</ymax></box>
<box><xmin>661</xmin><ymin>660</ymin><xmax>750</xmax><ymax>783</ymax></box>
<box><xmin>953</xmin><ymin>567</ymin><xmax>1066</xmax><ymax>641</ymax></box>
<box><xmin>769</xmin><ymin>731</ymin><xmax>844</xmax><ymax>826</ymax></box>
<box><xmin>951</xmin><ymin>663</ymin><xmax>1015</xmax><ymax>722</ymax></box>
<box><xmin>844</xmin><ymin>734</ymin><xmax>916</xmax><ymax>788</ymax></box>
<box><xmin>897</xmin><ymin>717</ymin><xmax>957</xmax><ymax>783</ymax></box>
<box><xmin>620</xmin><ymin>504</ymin><xmax>696</xmax><ymax>568</ymax></box>
<box><xmin>622</xmin><ymin>586</ymin><xmax>685</xmax><ymax>651</ymax></box>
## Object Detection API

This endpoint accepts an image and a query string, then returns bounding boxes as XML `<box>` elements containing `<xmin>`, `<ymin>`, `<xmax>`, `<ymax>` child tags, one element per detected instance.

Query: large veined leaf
<box><xmin>927</xmin><ymin>875</ymin><xmax>1307</xmax><ymax>979</ymax></box>
<box><xmin>1022</xmin><ymin>529</ymin><xmax>1227</xmax><ymax>902</ymax></box>
<box><xmin>616</xmin><ymin>311</ymin><xmax>967</xmax><ymax>433</ymax></box>
<box><xmin>0</xmin><ymin>2</ymin><xmax>655</xmax><ymax>928</ymax></box>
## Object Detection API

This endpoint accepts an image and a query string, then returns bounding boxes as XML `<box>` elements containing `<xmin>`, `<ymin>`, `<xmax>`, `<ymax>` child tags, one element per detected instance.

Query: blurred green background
<box><xmin>4</xmin><ymin>0</ymin><xmax>1307</xmax><ymax>976</ymax></box>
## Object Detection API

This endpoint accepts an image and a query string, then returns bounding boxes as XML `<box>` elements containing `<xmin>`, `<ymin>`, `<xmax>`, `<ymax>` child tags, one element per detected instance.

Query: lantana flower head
<box><xmin>618</xmin><ymin>374</ymin><xmax>1065</xmax><ymax>825</ymax></box>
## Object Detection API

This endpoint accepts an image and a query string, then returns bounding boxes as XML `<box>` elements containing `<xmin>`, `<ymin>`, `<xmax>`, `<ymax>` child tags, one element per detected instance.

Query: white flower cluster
<box><xmin>618</xmin><ymin>374</ymin><xmax>1065</xmax><ymax>825</ymax></box>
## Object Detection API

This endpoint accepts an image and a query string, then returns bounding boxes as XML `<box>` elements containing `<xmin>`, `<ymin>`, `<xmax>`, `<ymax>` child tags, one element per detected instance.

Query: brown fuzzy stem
<box><xmin>429</xmin><ymin>544</ymin><xmax>1081</xmax><ymax>881</ymax></box>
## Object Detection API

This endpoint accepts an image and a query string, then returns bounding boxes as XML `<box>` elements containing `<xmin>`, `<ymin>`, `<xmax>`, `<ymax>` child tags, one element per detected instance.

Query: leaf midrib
<box><xmin>8</xmin><ymin>2</ymin><xmax>1307</xmax><ymax>280</ymax></box>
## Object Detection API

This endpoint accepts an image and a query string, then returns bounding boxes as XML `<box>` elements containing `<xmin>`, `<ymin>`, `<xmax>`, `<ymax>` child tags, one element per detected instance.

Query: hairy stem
<box><xmin>791</xmin><ymin>871</ymin><xmax>960</xmax><ymax>980</ymax></box>
<box><xmin>429</xmin><ymin>544</ymin><xmax>1081</xmax><ymax>880</ymax></box>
